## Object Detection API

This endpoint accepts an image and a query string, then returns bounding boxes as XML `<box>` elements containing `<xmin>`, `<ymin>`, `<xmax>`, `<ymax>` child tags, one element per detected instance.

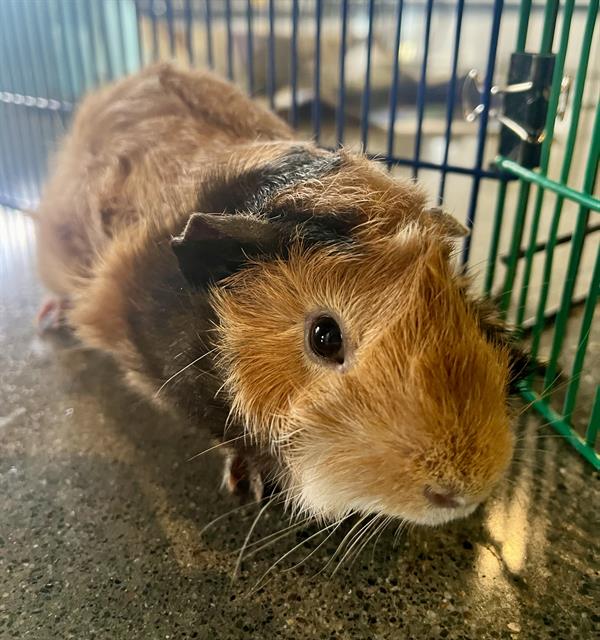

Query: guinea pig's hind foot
<box><xmin>36</xmin><ymin>296</ymin><xmax>71</xmax><ymax>334</ymax></box>
<box><xmin>223</xmin><ymin>452</ymin><xmax>265</xmax><ymax>503</ymax></box>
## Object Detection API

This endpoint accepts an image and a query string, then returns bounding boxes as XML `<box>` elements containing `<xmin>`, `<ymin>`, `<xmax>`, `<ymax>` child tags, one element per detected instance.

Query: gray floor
<box><xmin>1</xmin><ymin>208</ymin><xmax>598</xmax><ymax>640</ymax></box>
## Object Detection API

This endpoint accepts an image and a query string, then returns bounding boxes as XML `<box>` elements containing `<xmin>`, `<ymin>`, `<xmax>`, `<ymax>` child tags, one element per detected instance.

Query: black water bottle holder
<box><xmin>462</xmin><ymin>52</ymin><xmax>569</xmax><ymax>170</ymax></box>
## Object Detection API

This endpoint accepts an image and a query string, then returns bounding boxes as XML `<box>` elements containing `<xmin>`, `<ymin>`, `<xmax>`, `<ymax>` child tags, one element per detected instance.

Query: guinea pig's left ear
<box><xmin>424</xmin><ymin>206</ymin><xmax>469</xmax><ymax>238</ymax></box>
<box><xmin>171</xmin><ymin>213</ymin><xmax>279</xmax><ymax>287</ymax></box>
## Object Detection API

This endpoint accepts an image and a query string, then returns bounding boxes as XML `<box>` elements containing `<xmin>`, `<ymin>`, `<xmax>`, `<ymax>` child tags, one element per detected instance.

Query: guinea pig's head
<box><xmin>172</xmin><ymin>148</ymin><xmax>521</xmax><ymax>527</ymax></box>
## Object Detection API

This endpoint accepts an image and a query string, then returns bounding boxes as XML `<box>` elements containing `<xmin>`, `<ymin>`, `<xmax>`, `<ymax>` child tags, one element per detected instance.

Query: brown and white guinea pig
<box><xmin>34</xmin><ymin>64</ymin><xmax>533</xmax><ymax>527</ymax></box>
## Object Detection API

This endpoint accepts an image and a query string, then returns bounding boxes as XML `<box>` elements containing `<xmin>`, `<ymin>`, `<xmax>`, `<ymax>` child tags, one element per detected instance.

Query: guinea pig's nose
<box><xmin>424</xmin><ymin>485</ymin><xmax>464</xmax><ymax>509</ymax></box>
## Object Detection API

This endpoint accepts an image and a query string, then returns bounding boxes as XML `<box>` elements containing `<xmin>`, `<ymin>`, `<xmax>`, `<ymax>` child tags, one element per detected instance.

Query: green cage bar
<box><xmin>562</xmin><ymin>241</ymin><xmax>600</xmax><ymax>422</ymax></box>
<box><xmin>493</xmin><ymin>1</ymin><xmax>600</xmax><ymax>469</ymax></box>
<box><xmin>543</xmin><ymin>100</ymin><xmax>600</xmax><ymax>391</ymax></box>
<box><xmin>586</xmin><ymin>389</ymin><xmax>600</xmax><ymax>449</ymax></box>
<box><xmin>513</xmin><ymin>0</ymin><xmax>576</xmax><ymax>328</ymax></box>
<box><xmin>529</xmin><ymin>0</ymin><xmax>599</xmax><ymax>360</ymax></box>
<box><xmin>498</xmin><ymin>0</ymin><xmax>560</xmax><ymax>317</ymax></box>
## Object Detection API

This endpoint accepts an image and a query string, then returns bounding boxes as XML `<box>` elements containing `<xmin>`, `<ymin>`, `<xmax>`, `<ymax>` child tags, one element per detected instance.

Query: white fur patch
<box><xmin>296</xmin><ymin>461</ymin><xmax>479</xmax><ymax>527</ymax></box>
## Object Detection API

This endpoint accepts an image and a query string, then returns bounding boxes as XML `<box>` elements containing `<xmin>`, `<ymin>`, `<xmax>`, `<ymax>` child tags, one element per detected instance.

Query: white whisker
<box><xmin>154</xmin><ymin>347</ymin><xmax>218</xmax><ymax>398</ymax></box>
<box><xmin>186</xmin><ymin>434</ymin><xmax>246</xmax><ymax>462</ymax></box>
<box><xmin>232</xmin><ymin>498</ymin><xmax>274</xmax><ymax>582</ymax></box>
<box><xmin>248</xmin><ymin>519</ymin><xmax>343</xmax><ymax>595</ymax></box>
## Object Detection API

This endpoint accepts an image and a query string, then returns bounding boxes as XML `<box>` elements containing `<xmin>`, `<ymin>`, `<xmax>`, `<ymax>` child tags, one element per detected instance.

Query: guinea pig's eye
<box><xmin>308</xmin><ymin>315</ymin><xmax>344</xmax><ymax>365</ymax></box>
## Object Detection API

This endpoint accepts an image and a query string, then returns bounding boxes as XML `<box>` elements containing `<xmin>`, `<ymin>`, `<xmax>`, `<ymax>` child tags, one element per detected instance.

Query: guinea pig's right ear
<box><xmin>423</xmin><ymin>207</ymin><xmax>469</xmax><ymax>238</ymax></box>
<box><xmin>171</xmin><ymin>213</ymin><xmax>279</xmax><ymax>287</ymax></box>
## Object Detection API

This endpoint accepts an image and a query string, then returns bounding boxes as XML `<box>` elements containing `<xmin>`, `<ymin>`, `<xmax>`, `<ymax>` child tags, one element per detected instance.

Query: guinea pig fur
<box><xmin>34</xmin><ymin>64</ymin><xmax>533</xmax><ymax>527</ymax></box>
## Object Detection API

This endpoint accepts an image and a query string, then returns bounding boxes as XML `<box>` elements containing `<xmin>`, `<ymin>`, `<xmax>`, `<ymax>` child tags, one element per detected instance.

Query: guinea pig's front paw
<box><xmin>222</xmin><ymin>452</ymin><xmax>265</xmax><ymax>502</ymax></box>
<box><xmin>36</xmin><ymin>296</ymin><xmax>70</xmax><ymax>334</ymax></box>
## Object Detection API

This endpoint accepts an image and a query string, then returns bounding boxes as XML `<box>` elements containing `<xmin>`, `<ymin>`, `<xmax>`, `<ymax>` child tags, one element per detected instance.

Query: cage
<box><xmin>0</xmin><ymin>0</ymin><xmax>598</xmax><ymax>468</ymax></box>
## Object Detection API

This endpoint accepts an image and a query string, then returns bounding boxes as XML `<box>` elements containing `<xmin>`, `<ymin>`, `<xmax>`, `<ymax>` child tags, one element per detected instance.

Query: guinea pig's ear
<box><xmin>171</xmin><ymin>213</ymin><xmax>279</xmax><ymax>287</ymax></box>
<box><xmin>423</xmin><ymin>207</ymin><xmax>469</xmax><ymax>238</ymax></box>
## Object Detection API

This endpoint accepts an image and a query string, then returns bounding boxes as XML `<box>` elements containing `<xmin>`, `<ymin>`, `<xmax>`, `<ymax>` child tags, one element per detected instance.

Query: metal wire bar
<box><xmin>0</xmin><ymin>97</ymin><xmax>11</xmax><ymax>205</ymax></box>
<box><xmin>115</xmin><ymin>0</ymin><xmax>128</xmax><ymax>74</ymax></box>
<box><xmin>518</xmin><ymin>293</ymin><xmax>587</xmax><ymax>333</ymax></box>
<box><xmin>165</xmin><ymin>0</ymin><xmax>176</xmax><ymax>58</ymax></box>
<box><xmin>25</xmin><ymin>2</ymin><xmax>56</xmax><ymax>102</ymax></box>
<box><xmin>69</xmin><ymin>0</ymin><xmax>88</xmax><ymax>90</ymax></box>
<box><xmin>246</xmin><ymin>0</ymin><xmax>255</xmax><ymax>94</ymax></box>
<box><xmin>413</xmin><ymin>0</ymin><xmax>434</xmax><ymax>180</ymax></box>
<box><xmin>438</xmin><ymin>0</ymin><xmax>464</xmax><ymax>203</ymax></box>
<box><xmin>184</xmin><ymin>0</ymin><xmax>194</xmax><ymax>65</ymax></box>
<box><xmin>56</xmin><ymin>0</ymin><xmax>81</xmax><ymax>96</ymax></box>
<box><xmin>372</xmin><ymin>153</ymin><xmax>503</xmax><ymax>179</ymax></box>
<box><xmin>98</xmin><ymin>1</ymin><xmax>115</xmax><ymax>80</ymax></box>
<box><xmin>1</xmin><ymin>1</ymin><xmax>42</xmax><ymax>204</ymax></box>
<box><xmin>562</xmin><ymin>241</ymin><xmax>600</xmax><ymax>422</ymax></box>
<box><xmin>514</xmin><ymin>0</ymin><xmax>576</xmax><ymax>328</ymax></box>
<box><xmin>461</xmin><ymin>0</ymin><xmax>503</xmax><ymax>265</ymax></box>
<box><xmin>267</xmin><ymin>0</ymin><xmax>276</xmax><ymax>111</ymax></box>
<box><xmin>586</xmin><ymin>388</ymin><xmax>600</xmax><ymax>448</ymax></box>
<box><xmin>530</xmin><ymin>0</ymin><xmax>599</xmax><ymax>361</ymax></box>
<box><xmin>82</xmin><ymin>0</ymin><xmax>101</xmax><ymax>88</ymax></box>
<box><xmin>496</xmin><ymin>158</ymin><xmax>600</xmax><ymax>213</ymax></box>
<box><xmin>501</xmin><ymin>223</ymin><xmax>600</xmax><ymax>263</ymax></box>
<box><xmin>38</xmin><ymin>0</ymin><xmax>70</xmax><ymax>128</ymax></box>
<box><xmin>543</xmin><ymin>99</ymin><xmax>600</xmax><ymax>392</ymax></box>
<box><xmin>0</xmin><ymin>105</ymin><xmax>10</xmax><ymax>204</ymax></box>
<box><xmin>515</xmin><ymin>0</ymin><xmax>532</xmax><ymax>52</ymax></box>
<box><xmin>518</xmin><ymin>384</ymin><xmax>599</xmax><ymax>469</ymax></box>
<box><xmin>0</xmin><ymin>92</ymin><xmax>71</xmax><ymax>113</ymax></box>
<box><xmin>499</xmin><ymin>180</ymin><xmax>531</xmax><ymax>315</ymax></box>
<box><xmin>205</xmin><ymin>0</ymin><xmax>214</xmax><ymax>69</ymax></box>
<box><xmin>313</xmin><ymin>0</ymin><xmax>323</xmax><ymax>143</ymax></box>
<box><xmin>336</xmin><ymin>0</ymin><xmax>349</xmax><ymax>146</ymax></box>
<box><xmin>134</xmin><ymin>0</ymin><xmax>145</xmax><ymax>67</ymax></box>
<box><xmin>539</xmin><ymin>0</ymin><xmax>560</xmax><ymax>55</ymax></box>
<box><xmin>498</xmin><ymin>0</ymin><xmax>560</xmax><ymax>315</ymax></box>
<box><xmin>0</xmin><ymin>4</ymin><xmax>20</xmax><ymax>205</ymax></box>
<box><xmin>386</xmin><ymin>0</ymin><xmax>404</xmax><ymax>166</ymax></box>
<box><xmin>290</xmin><ymin>0</ymin><xmax>299</xmax><ymax>129</ymax></box>
<box><xmin>150</xmin><ymin>0</ymin><xmax>160</xmax><ymax>62</ymax></box>
<box><xmin>16</xmin><ymin>0</ymin><xmax>55</xmax><ymax>195</ymax></box>
<box><xmin>17</xmin><ymin>3</ymin><xmax>49</xmax><ymax>102</ymax></box>
<box><xmin>225</xmin><ymin>0</ymin><xmax>233</xmax><ymax>80</ymax></box>
<box><xmin>483</xmin><ymin>179</ymin><xmax>508</xmax><ymax>296</ymax></box>
<box><xmin>360</xmin><ymin>0</ymin><xmax>375</xmax><ymax>151</ymax></box>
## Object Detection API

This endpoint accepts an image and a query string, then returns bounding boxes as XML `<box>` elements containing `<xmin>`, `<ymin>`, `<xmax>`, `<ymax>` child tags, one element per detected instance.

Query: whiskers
<box><xmin>154</xmin><ymin>346</ymin><xmax>219</xmax><ymax>398</ymax></box>
<box><xmin>186</xmin><ymin>434</ymin><xmax>247</xmax><ymax>462</ymax></box>
<box><xmin>245</xmin><ymin>517</ymin><xmax>347</xmax><ymax>595</ymax></box>
<box><xmin>226</xmin><ymin>503</ymin><xmax>400</xmax><ymax>597</ymax></box>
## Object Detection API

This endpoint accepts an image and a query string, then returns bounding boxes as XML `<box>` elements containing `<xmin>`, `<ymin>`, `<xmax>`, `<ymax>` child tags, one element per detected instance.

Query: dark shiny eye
<box><xmin>309</xmin><ymin>315</ymin><xmax>344</xmax><ymax>365</ymax></box>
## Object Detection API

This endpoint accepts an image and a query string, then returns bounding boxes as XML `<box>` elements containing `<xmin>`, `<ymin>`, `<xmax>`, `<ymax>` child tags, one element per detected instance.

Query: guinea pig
<box><xmin>34</xmin><ymin>63</ymin><xmax>533</xmax><ymax>527</ymax></box>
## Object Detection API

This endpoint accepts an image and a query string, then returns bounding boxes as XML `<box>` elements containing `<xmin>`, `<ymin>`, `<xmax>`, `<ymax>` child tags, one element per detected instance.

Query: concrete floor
<box><xmin>1</xmin><ymin>207</ymin><xmax>598</xmax><ymax>640</ymax></box>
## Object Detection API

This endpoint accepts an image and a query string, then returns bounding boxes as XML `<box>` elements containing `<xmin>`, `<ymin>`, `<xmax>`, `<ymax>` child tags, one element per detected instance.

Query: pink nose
<box><xmin>424</xmin><ymin>485</ymin><xmax>462</xmax><ymax>509</ymax></box>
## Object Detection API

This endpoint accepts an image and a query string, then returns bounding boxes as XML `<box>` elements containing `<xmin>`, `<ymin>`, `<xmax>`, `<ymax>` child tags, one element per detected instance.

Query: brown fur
<box><xmin>35</xmin><ymin>64</ymin><xmax>524</xmax><ymax>526</ymax></box>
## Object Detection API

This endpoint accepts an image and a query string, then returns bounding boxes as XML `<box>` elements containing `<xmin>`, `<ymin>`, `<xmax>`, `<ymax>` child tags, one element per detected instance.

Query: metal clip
<box><xmin>463</xmin><ymin>52</ymin><xmax>564</xmax><ymax>169</ymax></box>
<box><xmin>462</xmin><ymin>69</ymin><xmax>533</xmax><ymax>132</ymax></box>
<box><xmin>463</xmin><ymin>68</ymin><xmax>570</xmax><ymax>127</ymax></box>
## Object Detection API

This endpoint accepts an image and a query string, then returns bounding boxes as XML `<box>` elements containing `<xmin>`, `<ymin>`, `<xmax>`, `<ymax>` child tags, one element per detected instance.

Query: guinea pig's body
<box><xmin>35</xmin><ymin>64</ymin><xmax>530</xmax><ymax>526</ymax></box>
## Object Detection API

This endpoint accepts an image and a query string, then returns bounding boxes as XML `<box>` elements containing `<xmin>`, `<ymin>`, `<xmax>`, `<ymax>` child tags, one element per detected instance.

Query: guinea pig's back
<box><xmin>34</xmin><ymin>64</ymin><xmax>293</xmax><ymax>296</ymax></box>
